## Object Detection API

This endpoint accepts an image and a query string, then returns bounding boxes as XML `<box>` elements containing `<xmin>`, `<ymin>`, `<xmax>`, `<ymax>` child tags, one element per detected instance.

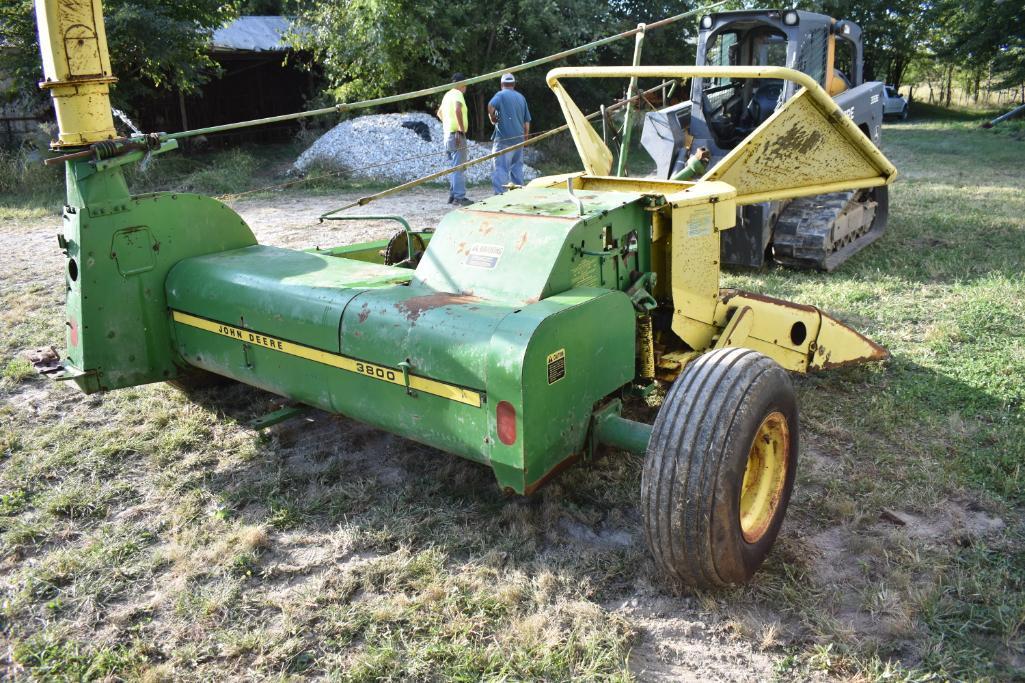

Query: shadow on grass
<box><xmin>166</xmin><ymin>339</ymin><xmax>1024</xmax><ymax>675</ymax></box>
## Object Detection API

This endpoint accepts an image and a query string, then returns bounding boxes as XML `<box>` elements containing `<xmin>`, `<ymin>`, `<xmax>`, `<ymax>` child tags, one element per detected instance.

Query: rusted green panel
<box><xmin>414</xmin><ymin>187</ymin><xmax>650</xmax><ymax>304</ymax></box>
<box><xmin>167</xmin><ymin>280</ymin><xmax>634</xmax><ymax>493</ymax></box>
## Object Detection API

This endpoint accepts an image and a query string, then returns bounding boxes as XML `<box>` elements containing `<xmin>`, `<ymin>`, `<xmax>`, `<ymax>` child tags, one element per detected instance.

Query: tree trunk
<box><xmin>945</xmin><ymin>67</ymin><xmax>953</xmax><ymax>108</ymax></box>
<box><xmin>474</xmin><ymin>92</ymin><xmax>487</xmax><ymax>140</ymax></box>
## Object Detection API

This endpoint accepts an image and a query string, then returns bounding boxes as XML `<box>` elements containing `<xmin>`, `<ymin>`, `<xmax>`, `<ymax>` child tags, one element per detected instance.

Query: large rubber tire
<box><xmin>641</xmin><ymin>348</ymin><xmax>799</xmax><ymax>589</ymax></box>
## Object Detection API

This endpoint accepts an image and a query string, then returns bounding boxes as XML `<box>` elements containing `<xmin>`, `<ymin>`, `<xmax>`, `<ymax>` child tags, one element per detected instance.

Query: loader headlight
<box><xmin>701</xmin><ymin>15</ymin><xmax>713</xmax><ymax>29</ymax></box>
<box><xmin>783</xmin><ymin>10</ymin><xmax>799</xmax><ymax>26</ymax></box>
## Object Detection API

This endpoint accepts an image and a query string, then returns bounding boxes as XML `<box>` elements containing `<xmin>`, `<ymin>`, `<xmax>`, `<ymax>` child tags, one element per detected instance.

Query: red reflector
<box><xmin>68</xmin><ymin>319</ymin><xmax>78</xmax><ymax>347</ymax></box>
<box><xmin>496</xmin><ymin>401</ymin><xmax>517</xmax><ymax>445</ymax></box>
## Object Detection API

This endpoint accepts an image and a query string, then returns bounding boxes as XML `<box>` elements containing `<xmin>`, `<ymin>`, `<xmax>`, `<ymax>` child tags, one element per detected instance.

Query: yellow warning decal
<box><xmin>546</xmin><ymin>348</ymin><xmax>566</xmax><ymax>385</ymax></box>
<box><xmin>171</xmin><ymin>310</ymin><xmax>483</xmax><ymax>408</ymax></box>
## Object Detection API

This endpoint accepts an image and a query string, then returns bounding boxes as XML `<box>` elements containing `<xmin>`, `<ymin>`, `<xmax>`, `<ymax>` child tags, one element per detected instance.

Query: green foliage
<box><xmin>0</xmin><ymin>0</ymin><xmax>239</xmax><ymax>118</ymax></box>
<box><xmin>930</xmin><ymin>0</ymin><xmax>1025</xmax><ymax>91</ymax></box>
<box><xmin>802</xmin><ymin>0</ymin><xmax>927</xmax><ymax>87</ymax></box>
<box><xmin>2</xmin><ymin>357</ymin><xmax>34</xmax><ymax>383</ymax></box>
<box><xmin>287</xmin><ymin>0</ymin><xmax>698</xmax><ymax>135</ymax></box>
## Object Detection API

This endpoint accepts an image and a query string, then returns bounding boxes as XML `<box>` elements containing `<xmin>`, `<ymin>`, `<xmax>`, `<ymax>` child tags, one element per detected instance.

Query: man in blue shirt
<box><xmin>488</xmin><ymin>73</ymin><xmax>531</xmax><ymax>195</ymax></box>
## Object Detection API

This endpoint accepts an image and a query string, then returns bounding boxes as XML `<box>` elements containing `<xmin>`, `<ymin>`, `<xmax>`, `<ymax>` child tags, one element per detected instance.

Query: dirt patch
<box><xmin>609</xmin><ymin>593</ymin><xmax>776</xmax><ymax>681</ymax></box>
<box><xmin>876</xmin><ymin>500</ymin><xmax>1005</xmax><ymax>544</ymax></box>
<box><xmin>227</xmin><ymin>188</ymin><xmax>457</xmax><ymax>250</ymax></box>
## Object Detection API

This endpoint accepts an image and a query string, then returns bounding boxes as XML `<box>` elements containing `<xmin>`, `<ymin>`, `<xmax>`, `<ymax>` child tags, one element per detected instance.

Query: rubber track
<box><xmin>772</xmin><ymin>190</ymin><xmax>883</xmax><ymax>271</ymax></box>
<box><xmin>641</xmin><ymin>348</ymin><xmax>780</xmax><ymax>588</ymax></box>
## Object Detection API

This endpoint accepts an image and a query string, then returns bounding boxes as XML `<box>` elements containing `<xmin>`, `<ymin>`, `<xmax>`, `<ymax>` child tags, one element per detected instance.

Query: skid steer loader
<box><xmin>642</xmin><ymin>9</ymin><xmax>889</xmax><ymax>270</ymax></box>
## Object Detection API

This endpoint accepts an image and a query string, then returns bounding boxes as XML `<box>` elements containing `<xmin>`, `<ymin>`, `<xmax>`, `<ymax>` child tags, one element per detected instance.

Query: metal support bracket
<box><xmin>249</xmin><ymin>405</ymin><xmax>308</xmax><ymax>430</ymax></box>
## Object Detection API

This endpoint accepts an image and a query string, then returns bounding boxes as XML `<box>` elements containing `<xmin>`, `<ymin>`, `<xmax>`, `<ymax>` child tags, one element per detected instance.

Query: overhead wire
<box><xmin>215</xmin><ymin>80</ymin><xmax>676</xmax><ymax>205</ymax></box>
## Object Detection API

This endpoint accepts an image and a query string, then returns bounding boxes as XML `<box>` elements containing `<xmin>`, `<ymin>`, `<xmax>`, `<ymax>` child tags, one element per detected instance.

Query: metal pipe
<box><xmin>615</xmin><ymin>23</ymin><xmax>647</xmax><ymax>177</ymax></box>
<box><xmin>565</xmin><ymin>178</ymin><xmax>584</xmax><ymax>217</ymax></box>
<box><xmin>161</xmin><ymin>1</ymin><xmax>727</xmax><ymax>142</ymax></box>
<box><xmin>319</xmin><ymin>212</ymin><xmax>412</xmax><ymax>229</ymax></box>
<box><xmin>317</xmin><ymin>214</ymin><xmax>416</xmax><ymax>258</ymax></box>
<box><xmin>736</xmin><ymin>176</ymin><xmax>888</xmax><ymax>206</ymax></box>
<box><xmin>594</xmin><ymin>412</ymin><xmax>652</xmax><ymax>454</ymax></box>
<box><xmin>34</xmin><ymin>0</ymin><xmax>118</xmax><ymax>148</ymax></box>
<box><xmin>981</xmin><ymin>102</ymin><xmax>1025</xmax><ymax>128</ymax></box>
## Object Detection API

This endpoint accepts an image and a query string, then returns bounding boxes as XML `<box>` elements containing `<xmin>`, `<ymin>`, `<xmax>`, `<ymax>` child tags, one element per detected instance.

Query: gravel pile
<box><xmin>294</xmin><ymin>112</ymin><xmax>541</xmax><ymax>185</ymax></box>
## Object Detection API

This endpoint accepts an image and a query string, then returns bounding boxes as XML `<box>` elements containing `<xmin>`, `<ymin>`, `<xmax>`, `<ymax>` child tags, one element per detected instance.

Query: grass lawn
<box><xmin>1</xmin><ymin>105</ymin><xmax>1023</xmax><ymax>680</ymax></box>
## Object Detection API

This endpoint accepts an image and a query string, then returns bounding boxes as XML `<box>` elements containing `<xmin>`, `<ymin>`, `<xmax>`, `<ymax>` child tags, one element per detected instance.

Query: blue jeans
<box><xmin>446</xmin><ymin>134</ymin><xmax>468</xmax><ymax>199</ymax></box>
<box><xmin>492</xmin><ymin>141</ymin><xmax>524</xmax><ymax>195</ymax></box>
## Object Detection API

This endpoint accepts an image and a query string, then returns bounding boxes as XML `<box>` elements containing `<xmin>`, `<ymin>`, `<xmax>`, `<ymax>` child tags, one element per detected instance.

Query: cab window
<box><xmin>834</xmin><ymin>36</ymin><xmax>856</xmax><ymax>86</ymax></box>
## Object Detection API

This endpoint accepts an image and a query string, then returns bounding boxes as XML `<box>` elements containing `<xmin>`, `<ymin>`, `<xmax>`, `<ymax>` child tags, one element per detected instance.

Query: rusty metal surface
<box><xmin>705</xmin><ymin>90</ymin><xmax>890</xmax><ymax>205</ymax></box>
<box><xmin>393</xmin><ymin>292</ymin><xmax>483</xmax><ymax>324</ymax></box>
<box><xmin>546</xmin><ymin>65</ymin><xmax>896</xmax><ymax>200</ymax></box>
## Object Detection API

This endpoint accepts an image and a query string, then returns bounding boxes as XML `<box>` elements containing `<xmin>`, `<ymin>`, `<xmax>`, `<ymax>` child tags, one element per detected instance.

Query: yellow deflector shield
<box><xmin>704</xmin><ymin>87</ymin><xmax>897</xmax><ymax>205</ymax></box>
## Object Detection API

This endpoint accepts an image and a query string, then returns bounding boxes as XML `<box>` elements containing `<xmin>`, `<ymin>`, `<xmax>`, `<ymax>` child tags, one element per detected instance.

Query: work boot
<box><xmin>454</xmin><ymin>197</ymin><xmax>473</xmax><ymax>206</ymax></box>
<box><xmin>447</xmin><ymin>194</ymin><xmax>454</xmax><ymax>204</ymax></box>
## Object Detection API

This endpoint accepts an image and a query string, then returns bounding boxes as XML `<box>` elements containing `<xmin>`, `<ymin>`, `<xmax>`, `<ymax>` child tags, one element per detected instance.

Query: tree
<box><xmin>930</xmin><ymin>0</ymin><xmax>1025</xmax><ymax>99</ymax></box>
<box><xmin>287</xmin><ymin>0</ymin><xmax>700</xmax><ymax>136</ymax></box>
<box><xmin>803</xmin><ymin>0</ymin><xmax>928</xmax><ymax>88</ymax></box>
<box><xmin>0</xmin><ymin>0</ymin><xmax>238</xmax><ymax>117</ymax></box>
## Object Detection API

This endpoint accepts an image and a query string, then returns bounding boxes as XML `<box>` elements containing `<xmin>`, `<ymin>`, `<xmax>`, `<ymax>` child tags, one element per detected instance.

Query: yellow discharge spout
<box><xmin>34</xmin><ymin>0</ymin><xmax>118</xmax><ymax>148</ymax></box>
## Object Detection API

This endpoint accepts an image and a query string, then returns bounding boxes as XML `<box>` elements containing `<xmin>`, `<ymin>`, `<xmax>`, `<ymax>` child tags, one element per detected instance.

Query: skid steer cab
<box><xmin>31</xmin><ymin>0</ymin><xmax>895</xmax><ymax>591</ymax></box>
<box><xmin>642</xmin><ymin>9</ymin><xmax>890</xmax><ymax>270</ymax></box>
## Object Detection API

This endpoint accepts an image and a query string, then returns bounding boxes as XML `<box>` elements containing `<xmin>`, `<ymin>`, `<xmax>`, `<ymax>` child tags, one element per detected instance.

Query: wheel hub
<box><xmin>739</xmin><ymin>411</ymin><xmax>790</xmax><ymax>543</ymax></box>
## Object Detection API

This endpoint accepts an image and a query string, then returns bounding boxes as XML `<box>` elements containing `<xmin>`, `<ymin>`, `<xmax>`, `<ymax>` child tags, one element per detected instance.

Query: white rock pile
<box><xmin>293</xmin><ymin>112</ymin><xmax>540</xmax><ymax>185</ymax></box>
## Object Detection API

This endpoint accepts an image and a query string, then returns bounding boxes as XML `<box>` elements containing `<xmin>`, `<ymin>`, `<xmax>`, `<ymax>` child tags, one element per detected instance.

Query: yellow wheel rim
<box><xmin>739</xmin><ymin>411</ymin><xmax>790</xmax><ymax>544</ymax></box>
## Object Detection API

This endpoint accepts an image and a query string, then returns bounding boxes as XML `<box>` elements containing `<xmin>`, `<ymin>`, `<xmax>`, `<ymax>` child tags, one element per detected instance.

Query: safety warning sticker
<box><xmin>547</xmin><ymin>348</ymin><xmax>566</xmax><ymax>385</ymax></box>
<box><xmin>465</xmin><ymin>243</ymin><xmax>504</xmax><ymax>269</ymax></box>
<box><xmin>685</xmin><ymin>206</ymin><xmax>714</xmax><ymax>237</ymax></box>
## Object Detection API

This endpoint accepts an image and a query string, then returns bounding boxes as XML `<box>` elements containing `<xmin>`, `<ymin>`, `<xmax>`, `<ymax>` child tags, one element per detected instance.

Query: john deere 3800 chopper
<box><xmin>31</xmin><ymin>0</ymin><xmax>894</xmax><ymax>588</ymax></box>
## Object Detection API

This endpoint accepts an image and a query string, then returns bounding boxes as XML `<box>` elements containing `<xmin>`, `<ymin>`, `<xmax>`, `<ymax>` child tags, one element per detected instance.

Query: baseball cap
<box><xmin>501</xmin><ymin>73</ymin><xmax>516</xmax><ymax>84</ymax></box>
<box><xmin>451</xmin><ymin>72</ymin><xmax>465</xmax><ymax>82</ymax></box>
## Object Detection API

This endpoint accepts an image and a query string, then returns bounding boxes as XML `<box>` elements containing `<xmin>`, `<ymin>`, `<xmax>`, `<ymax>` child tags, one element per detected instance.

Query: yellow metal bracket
<box><xmin>548</xmin><ymin>80</ymin><xmax>614</xmax><ymax>176</ymax></box>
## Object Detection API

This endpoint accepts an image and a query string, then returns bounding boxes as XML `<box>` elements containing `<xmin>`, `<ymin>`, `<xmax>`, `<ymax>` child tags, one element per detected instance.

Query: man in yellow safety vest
<box><xmin>437</xmin><ymin>73</ymin><xmax>473</xmax><ymax>206</ymax></box>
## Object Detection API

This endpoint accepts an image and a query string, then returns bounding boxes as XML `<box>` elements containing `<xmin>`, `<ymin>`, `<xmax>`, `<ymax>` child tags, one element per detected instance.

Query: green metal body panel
<box><xmin>415</xmin><ymin>187</ymin><xmax>651</xmax><ymax>303</ymax></box>
<box><xmin>161</xmin><ymin>186</ymin><xmax>652</xmax><ymax>493</ymax></box>
<box><xmin>168</xmin><ymin>273</ymin><xmax>634</xmax><ymax>492</ymax></box>
<box><xmin>59</xmin><ymin>160</ymin><xmax>257</xmax><ymax>393</ymax></box>
<box><xmin>167</xmin><ymin>245</ymin><xmax>412</xmax><ymax>350</ymax></box>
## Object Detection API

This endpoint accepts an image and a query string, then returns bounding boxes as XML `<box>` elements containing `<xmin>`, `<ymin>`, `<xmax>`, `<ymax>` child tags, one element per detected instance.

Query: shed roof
<box><xmin>211</xmin><ymin>16</ymin><xmax>291</xmax><ymax>53</ymax></box>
